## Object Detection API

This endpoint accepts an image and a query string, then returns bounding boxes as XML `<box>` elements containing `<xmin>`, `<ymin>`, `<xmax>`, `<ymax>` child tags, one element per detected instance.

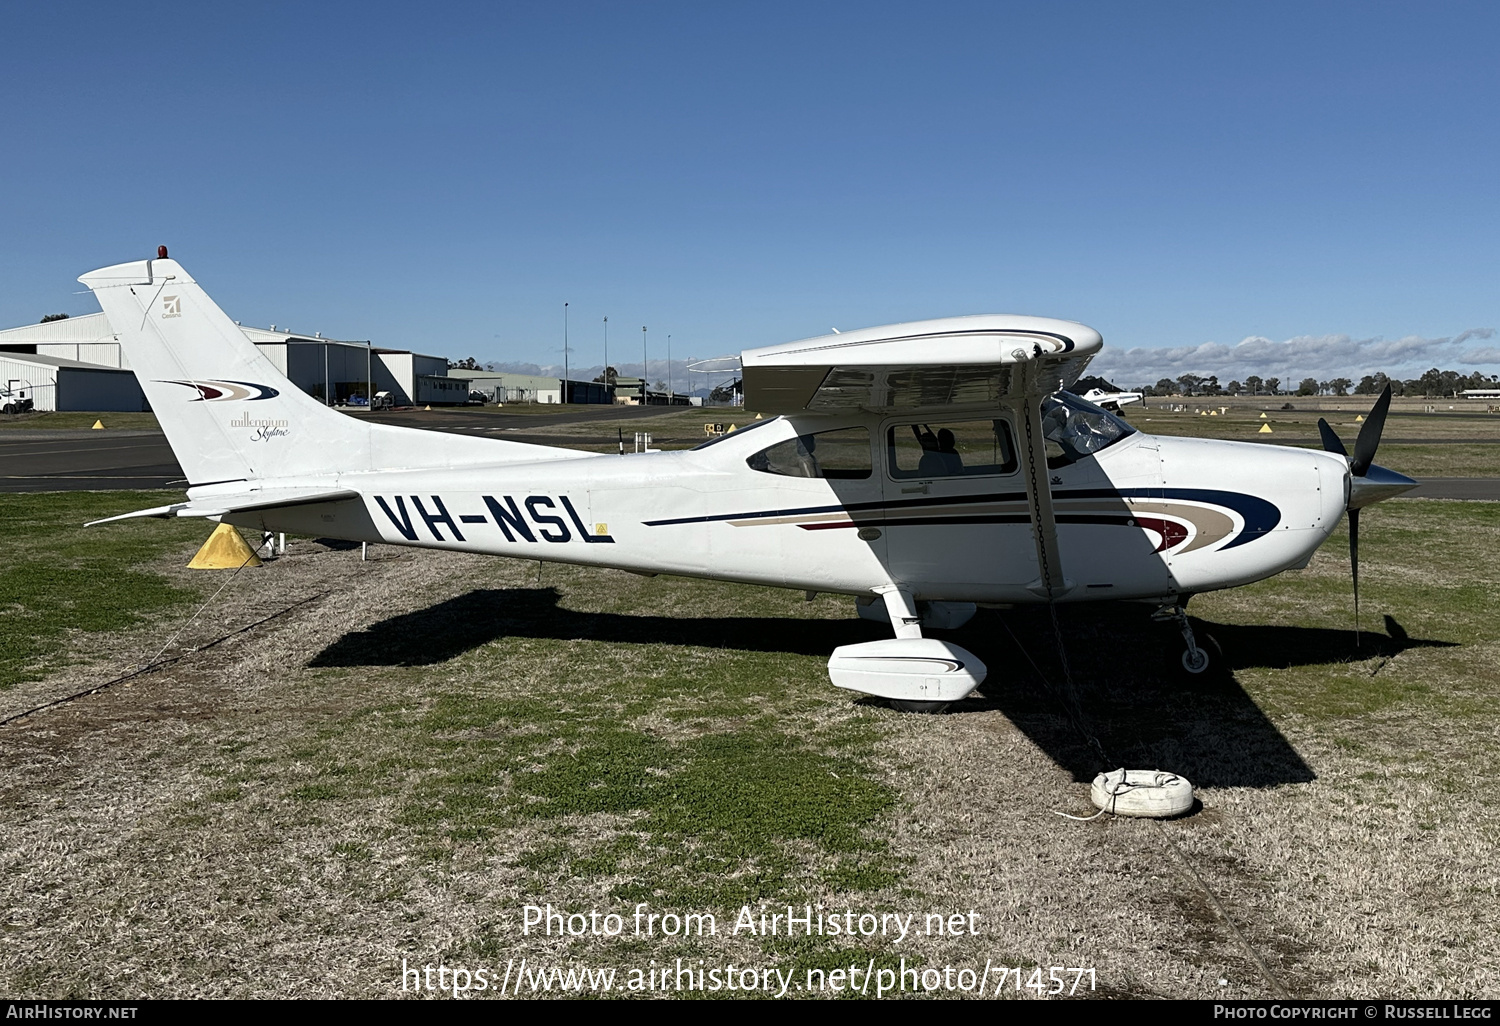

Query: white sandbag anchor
<box><xmin>1090</xmin><ymin>768</ymin><xmax>1194</xmax><ymax>818</ymax></box>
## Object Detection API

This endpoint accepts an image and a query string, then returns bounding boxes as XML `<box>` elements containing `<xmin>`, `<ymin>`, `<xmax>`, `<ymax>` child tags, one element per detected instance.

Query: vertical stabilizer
<box><xmin>79</xmin><ymin>257</ymin><xmax>374</xmax><ymax>486</ymax></box>
<box><xmin>80</xmin><ymin>256</ymin><xmax>592</xmax><ymax>487</ymax></box>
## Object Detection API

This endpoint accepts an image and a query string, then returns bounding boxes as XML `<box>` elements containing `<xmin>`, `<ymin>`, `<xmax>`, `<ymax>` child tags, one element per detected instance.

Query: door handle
<box><xmin>900</xmin><ymin>483</ymin><xmax>929</xmax><ymax>494</ymax></box>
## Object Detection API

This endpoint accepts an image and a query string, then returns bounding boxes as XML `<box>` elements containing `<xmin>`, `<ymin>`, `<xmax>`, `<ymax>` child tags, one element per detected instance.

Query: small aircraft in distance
<box><xmin>1080</xmin><ymin>387</ymin><xmax>1143</xmax><ymax>412</ymax></box>
<box><xmin>82</xmin><ymin>251</ymin><xmax>1415</xmax><ymax>711</ymax></box>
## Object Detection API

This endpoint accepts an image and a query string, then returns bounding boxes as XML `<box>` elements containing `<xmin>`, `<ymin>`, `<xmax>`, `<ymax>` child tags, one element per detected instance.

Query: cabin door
<box><xmin>877</xmin><ymin>414</ymin><xmax>1039</xmax><ymax>599</ymax></box>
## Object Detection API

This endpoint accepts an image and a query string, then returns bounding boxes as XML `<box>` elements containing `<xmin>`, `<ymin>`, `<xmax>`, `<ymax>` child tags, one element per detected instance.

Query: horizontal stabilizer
<box><xmin>86</xmin><ymin>503</ymin><xmax>191</xmax><ymax>525</ymax></box>
<box><xmin>87</xmin><ymin>487</ymin><xmax>360</xmax><ymax>526</ymax></box>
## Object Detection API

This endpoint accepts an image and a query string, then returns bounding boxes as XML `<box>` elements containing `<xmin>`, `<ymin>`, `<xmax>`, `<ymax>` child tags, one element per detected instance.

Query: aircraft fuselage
<box><xmin>218</xmin><ymin>412</ymin><xmax>1349</xmax><ymax>606</ymax></box>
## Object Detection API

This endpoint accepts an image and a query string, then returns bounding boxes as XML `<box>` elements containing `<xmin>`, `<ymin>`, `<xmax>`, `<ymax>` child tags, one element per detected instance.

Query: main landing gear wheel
<box><xmin>891</xmin><ymin>700</ymin><xmax>950</xmax><ymax>714</ymax></box>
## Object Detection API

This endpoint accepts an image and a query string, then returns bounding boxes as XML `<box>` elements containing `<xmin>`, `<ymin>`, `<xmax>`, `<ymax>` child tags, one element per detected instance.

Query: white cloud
<box><xmin>1092</xmin><ymin>329</ymin><xmax>1499</xmax><ymax>386</ymax></box>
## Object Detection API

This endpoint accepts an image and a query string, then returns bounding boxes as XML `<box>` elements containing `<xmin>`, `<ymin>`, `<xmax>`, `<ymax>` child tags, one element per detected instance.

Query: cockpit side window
<box><xmin>746</xmin><ymin>426</ymin><xmax>871</xmax><ymax>479</ymax></box>
<box><xmin>887</xmin><ymin>418</ymin><xmax>1018</xmax><ymax>480</ymax></box>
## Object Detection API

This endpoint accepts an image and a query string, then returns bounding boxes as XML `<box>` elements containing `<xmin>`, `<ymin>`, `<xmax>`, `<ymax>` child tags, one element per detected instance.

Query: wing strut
<box><xmin>1015</xmin><ymin>370</ymin><xmax>1069</xmax><ymax>599</ymax></box>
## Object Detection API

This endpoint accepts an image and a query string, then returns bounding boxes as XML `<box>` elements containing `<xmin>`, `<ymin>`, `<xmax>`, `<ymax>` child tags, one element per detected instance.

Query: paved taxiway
<box><xmin>1</xmin><ymin>431</ymin><xmax>183</xmax><ymax>491</ymax></box>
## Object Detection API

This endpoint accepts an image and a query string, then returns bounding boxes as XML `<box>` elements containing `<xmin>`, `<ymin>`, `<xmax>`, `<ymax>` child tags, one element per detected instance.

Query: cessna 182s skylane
<box><xmin>82</xmin><ymin>253</ymin><xmax>1415</xmax><ymax>711</ymax></box>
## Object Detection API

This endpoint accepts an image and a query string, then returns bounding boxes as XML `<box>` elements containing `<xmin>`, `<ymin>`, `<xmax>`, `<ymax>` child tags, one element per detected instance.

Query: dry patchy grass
<box><xmin>0</xmin><ymin>496</ymin><xmax>1496</xmax><ymax>999</ymax></box>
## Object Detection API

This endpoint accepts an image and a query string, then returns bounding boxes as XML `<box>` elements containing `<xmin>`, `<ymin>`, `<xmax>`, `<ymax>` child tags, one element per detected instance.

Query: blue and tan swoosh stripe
<box><xmin>642</xmin><ymin>488</ymin><xmax>1280</xmax><ymax>554</ymax></box>
<box><xmin>160</xmin><ymin>379</ymin><xmax>282</xmax><ymax>402</ymax></box>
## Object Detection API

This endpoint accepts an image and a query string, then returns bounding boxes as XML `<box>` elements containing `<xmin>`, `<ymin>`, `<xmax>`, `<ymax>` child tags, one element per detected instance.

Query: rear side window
<box><xmin>888</xmin><ymin>419</ymin><xmax>1018</xmax><ymax>480</ymax></box>
<box><xmin>747</xmin><ymin>426</ymin><xmax>871</xmax><ymax>479</ymax></box>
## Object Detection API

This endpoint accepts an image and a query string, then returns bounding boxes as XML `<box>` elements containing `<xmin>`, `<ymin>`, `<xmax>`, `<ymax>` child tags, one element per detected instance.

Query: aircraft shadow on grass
<box><xmin>309</xmin><ymin>587</ymin><xmax>881</xmax><ymax>665</ymax></box>
<box><xmin>310</xmin><ymin>590</ymin><xmax>1453</xmax><ymax>790</ymax></box>
<box><xmin>944</xmin><ymin>607</ymin><xmax>1453</xmax><ymax>788</ymax></box>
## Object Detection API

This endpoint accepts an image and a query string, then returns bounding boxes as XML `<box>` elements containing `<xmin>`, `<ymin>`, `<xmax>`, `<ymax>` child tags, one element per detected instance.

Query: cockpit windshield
<box><xmin>1041</xmin><ymin>391</ymin><xmax>1136</xmax><ymax>463</ymax></box>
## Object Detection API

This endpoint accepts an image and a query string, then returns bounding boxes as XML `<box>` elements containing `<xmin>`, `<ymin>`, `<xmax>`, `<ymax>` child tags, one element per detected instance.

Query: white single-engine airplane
<box><xmin>81</xmin><ymin>252</ymin><xmax>1416</xmax><ymax>711</ymax></box>
<box><xmin>1080</xmin><ymin>387</ymin><xmax>1143</xmax><ymax>412</ymax></box>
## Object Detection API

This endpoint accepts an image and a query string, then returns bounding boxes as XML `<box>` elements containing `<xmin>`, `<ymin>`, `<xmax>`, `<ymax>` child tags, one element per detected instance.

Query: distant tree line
<box><xmin>1131</xmin><ymin>369</ymin><xmax>1499</xmax><ymax>399</ymax></box>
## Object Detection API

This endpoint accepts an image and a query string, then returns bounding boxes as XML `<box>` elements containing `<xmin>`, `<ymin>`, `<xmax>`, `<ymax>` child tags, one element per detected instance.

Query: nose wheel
<box><xmin>1154</xmin><ymin>603</ymin><xmax>1222</xmax><ymax>679</ymax></box>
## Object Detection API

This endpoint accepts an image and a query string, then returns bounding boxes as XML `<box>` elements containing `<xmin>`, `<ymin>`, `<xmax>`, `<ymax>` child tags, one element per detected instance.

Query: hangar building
<box><xmin>0</xmin><ymin>351</ymin><xmax>145</xmax><ymax>412</ymax></box>
<box><xmin>0</xmin><ymin>312</ymin><xmax>470</xmax><ymax>408</ymax></box>
<box><xmin>465</xmin><ymin>373</ymin><xmax>612</xmax><ymax>404</ymax></box>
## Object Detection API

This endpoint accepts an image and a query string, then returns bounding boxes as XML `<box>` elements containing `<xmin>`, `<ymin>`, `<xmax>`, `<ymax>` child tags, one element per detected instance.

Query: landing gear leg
<box><xmin>1153</xmin><ymin>602</ymin><xmax>1210</xmax><ymax>675</ymax></box>
<box><xmin>875</xmin><ymin>585</ymin><xmax>924</xmax><ymax>640</ymax></box>
<box><xmin>873</xmin><ymin>586</ymin><xmax>950</xmax><ymax>712</ymax></box>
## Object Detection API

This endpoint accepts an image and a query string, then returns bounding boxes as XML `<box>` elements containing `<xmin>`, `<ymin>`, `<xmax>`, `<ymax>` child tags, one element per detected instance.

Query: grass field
<box><xmin>0</xmin><ymin>492</ymin><xmax>209</xmax><ymax>689</ymax></box>
<box><xmin>1128</xmin><ymin>398</ymin><xmax>1500</xmax><ymax>477</ymax></box>
<box><xmin>0</xmin><ymin>488</ymin><xmax>1496</xmax><ymax>999</ymax></box>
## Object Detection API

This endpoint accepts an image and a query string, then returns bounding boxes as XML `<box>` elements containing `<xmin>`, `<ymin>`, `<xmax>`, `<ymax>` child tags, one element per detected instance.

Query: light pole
<box><xmin>562</xmin><ymin>301</ymin><xmax>569</xmax><ymax>404</ymax></box>
<box><xmin>603</xmin><ymin>316</ymin><xmax>609</xmax><ymax>391</ymax></box>
<box><xmin>667</xmin><ymin>333</ymin><xmax>672</xmax><ymax>402</ymax></box>
<box><xmin>641</xmin><ymin>325</ymin><xmax>648</xmax><ymax>405</ymax></box>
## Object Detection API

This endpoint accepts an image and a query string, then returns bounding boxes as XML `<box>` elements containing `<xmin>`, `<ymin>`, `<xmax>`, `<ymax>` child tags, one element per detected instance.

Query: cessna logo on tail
<box><xmin>162</xmin><ymin>295</ymin><xmax>181</xmax><ymax>318</ymax></box>
<box><xmin>375</xmin><ymin>494</ymin><xmax>616</xmax><ymax>545</ymax></box>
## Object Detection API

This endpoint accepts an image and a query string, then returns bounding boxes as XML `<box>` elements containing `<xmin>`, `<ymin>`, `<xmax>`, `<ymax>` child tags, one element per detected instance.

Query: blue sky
<box><xmin>3</xmin><ymin>2</ymin><xmax>1497</xmax><ymax>384</ymax></box>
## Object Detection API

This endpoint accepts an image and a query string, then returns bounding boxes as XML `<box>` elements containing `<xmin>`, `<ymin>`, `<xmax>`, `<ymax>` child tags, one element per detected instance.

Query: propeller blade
<box><xmin>1351</xmin><ymin>385</ymin><xmax>1393</xmax><ymax>477</ymax></box>
<box><xmin>1317</xmin><ymin>418</ymin><xmax>1348</xmax><ymax>458</ymax></box>
<box><xmin>1349</xmin><ymin>506</ymin><xmax>1360</xmax><ymax>647</ymax></box>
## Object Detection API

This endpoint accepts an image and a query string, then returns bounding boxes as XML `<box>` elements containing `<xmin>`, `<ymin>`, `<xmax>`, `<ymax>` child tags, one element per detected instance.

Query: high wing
<box><xmin>739</xmin><ymin>314</ymin><xmax>1102</xmax><ymax>415</ymax></box>
<box><xmin>740</xmin><ymin>314</ymin><xmax>1102</xmax><ymax>600</ymax></box>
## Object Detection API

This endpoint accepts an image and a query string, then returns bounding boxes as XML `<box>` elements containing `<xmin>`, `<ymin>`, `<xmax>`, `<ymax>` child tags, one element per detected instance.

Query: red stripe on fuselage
<box><xmin>1134</xmin><ymin>517</ymin><xmax>1188</xmax><ymax>552</ymax></box>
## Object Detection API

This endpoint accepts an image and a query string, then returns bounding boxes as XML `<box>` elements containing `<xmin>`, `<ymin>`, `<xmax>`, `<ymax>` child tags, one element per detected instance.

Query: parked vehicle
<box><xmin>1</xmin><ymin>381</ymin><xmax>35</xmax><ymax>415</ymax></box>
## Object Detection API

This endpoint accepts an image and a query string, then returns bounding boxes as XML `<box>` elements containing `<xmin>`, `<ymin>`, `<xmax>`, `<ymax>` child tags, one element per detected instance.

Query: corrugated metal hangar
<box><xmin>0</xmin><ymin>312</ymin><xmax>471</xmax><ymax>409</ymax></box>
<box><xmin>0</xmin><ymin>351</ymin><xmax>145</xmax><ymax>412</ymax></box>
<box><xmin>465</xmin><ymin>373</ymin><xmax>612</xmax><ymax>404</ymax></box>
